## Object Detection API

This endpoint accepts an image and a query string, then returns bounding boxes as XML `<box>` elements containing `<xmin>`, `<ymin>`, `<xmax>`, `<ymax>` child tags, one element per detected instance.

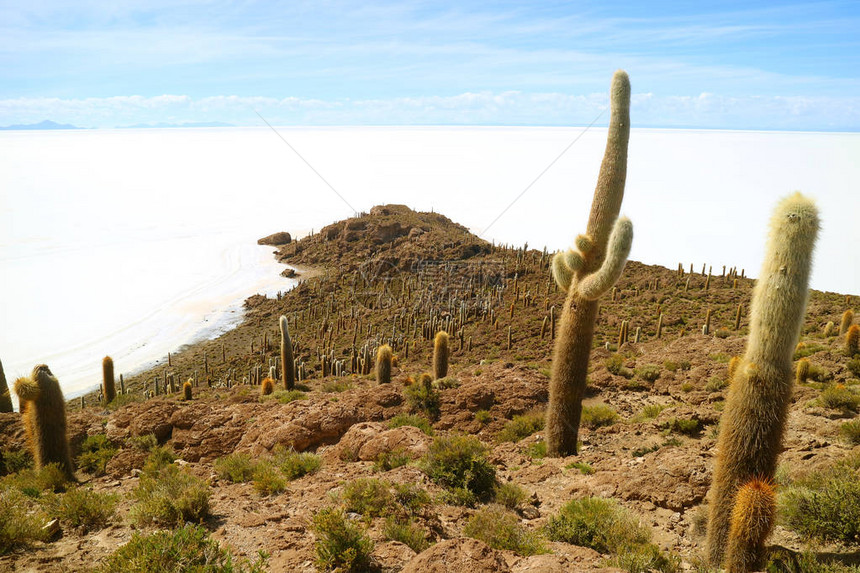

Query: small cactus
<box><xmin>795</xmin><ymin>358</ymin><xmax>810</xmax><ymax>384</ymax></box>
<box><xmin>846</xmin><ymin>324</ymin><xmax>860</xmax><ymax>357</ymax></box>
<box><xmin>433</xmin><ymin>331</ymin><xmax>449</xmax><ymax>380</ymax></box>
<box><xmin>725</xmin><ymin>478</ymin><xmax>777</xmax><ymax>573</ymax></box>
<box><xmin>840</xmin><ymin>309</ymin><xmax>854</xmax><ymax>335</ymax></box>
<box><xmin>14</xmin><ymin>364</ymin><xmax>75</xmax><ymax>480</ymax></box>
<box><xmin>823</xmin><ymin>321</ymin><xmax>835</xmax><ymax>337</ymax></box>
<box><xmin>376</xmin><ymin>345</ymin><xmax>393</xmax><ymax>384</ymax></box>
<box><xmin>0</xmin><ymin>358</ymin><xmax>12</xmax><ymax>413</ymax></box>
<box><xmin>260</xmin><ymin>377</ymin><xmax>275</xmax><ymax>396</ymax></box>
<box><xmin>183</xmin><ymin>380</ymin><xmax>193</xmax><ymax>400</ymax></box>
<box><xmin>102</xmin><ymin>356</ymin><xmax>116</xmax><ymax>404</ymax></box>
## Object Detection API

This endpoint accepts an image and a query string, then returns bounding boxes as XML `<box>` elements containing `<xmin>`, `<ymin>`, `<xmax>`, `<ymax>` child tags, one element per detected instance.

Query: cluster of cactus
<box><xmin>13</xmin><ymin>364</ymin><xmax>75</xmax><ymax>480</ymax></box>
<box><xmin>545</xmin><ymin>70</ymin><xmax>634</xmax><ymax>457</ymax></box>
<box><xmin>707</xmin><ymin>192</ymin><xmax>819</xmax><ymax>570</ymax></box>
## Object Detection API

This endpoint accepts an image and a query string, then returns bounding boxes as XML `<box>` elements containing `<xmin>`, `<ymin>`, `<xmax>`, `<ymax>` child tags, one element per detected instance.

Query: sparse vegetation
<box><xmin>76</xmin><ymin>434</ymin><xmax>118</xmax><ymax>476</ymax></box>
<box><xmin>0</xmin><ymin>486</ymin><xmax>48</xmax><ymax>554</ymax></box>
<box><xmin>544</xmin><ymin>496</ymin><xmax>650</xmax><ymax>553</ymax></box>
<box><xmin>420</xmin><ymin>435</ymin><xmax>496</xmax><ymax>506</ymax></box>
<box><xmin>635</xmin><ymin>365</ymin><xmax>661</xmax><ymax>383</ymax></box>
<box><xmin>464</xmin><ymin>504</ymin><xmax>547</xmax><ymax>556</ymax></box>
<box><xmin>373</xmin><ymin>448</ymin><xmax>410</xmax><ymax>472</ymax></box>
<box><xmin>312</xmin><ymin>507</ymin><xmax>374</xmax><ymax>572</ymax></box>
<box><xmin>404</xmin><ymin>375</ymin><xmax>441</xmax><ymax>418</ymax></box>
<box><xmin>129</xmin><ymin>449</ymin><xmax>210</xmax><ymax>526</ymax></box>
<box><xmin>818</xmin><ymin>384</ymin><xmax>860</xmax><ymax>412</ymax></box>
<box><xmin>496</xmin><ymin>411</ymin><xmax>544</xmax><ymax>443</ymax></box>
<box><xmin>474</xmin><ymin>409</ymin><xmax>492</xmax><ymax>425</ymax></box>
<box><xmin>263</xmin><ymin>389</ymin><xmax>307</xmax><ymax>404</ymax></box>
<box><xmin>840</xmin><ymin>419</ymin><xmax>860</xmax><ymax>445</ymax></box>
<box><xmin>44</xmin><ymin>487</ymin><xmax>118</xmax><ymax>529</ymax></box>
<box><xmin>566</xmin><ymin>461</ymin><xmax>595</xmax><ymax>475</ymax></box>
<box><xmin>494</xmin><ymin>481</ymin><xmax>528</xmax><ymax>509</ymax></box>
<box><xmin>214</xmin><ymin>452</ymin><xmax>258</xmax><ymax>483</ymax></box>
<box><xmin>383</xmin><ymin>517</ymin><xmax>430</xmax><ymax>553</ymax></box>
<box><xmin>251</xmin><ymin>461</ymin><xmax>288</xmax><ymax>496</ymax></box>
<box><xmin>388</xmin><ymin>413</ymin><xmax>434</xmax><ymax>435</ymax></box>
<box><xmin>581</xmin><ymin>404</ymin><xmax>619</xmax><ymax>429</ymax></box>
<box><xmin>341</xmin><ymin>477</ymin><xmax>394</xmax><ymax>518</ymax></box>
<box><xmin>272</xmin><ymin>446</ymin><xmax>321</xmax><ymax>480</ymax></box>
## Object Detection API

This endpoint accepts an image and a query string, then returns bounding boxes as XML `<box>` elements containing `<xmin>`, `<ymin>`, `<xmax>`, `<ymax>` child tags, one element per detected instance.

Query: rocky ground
<box><xmin>1</xmin><ymin>205</ymin><xmax>858</xmax><ymax>572</ymax></box>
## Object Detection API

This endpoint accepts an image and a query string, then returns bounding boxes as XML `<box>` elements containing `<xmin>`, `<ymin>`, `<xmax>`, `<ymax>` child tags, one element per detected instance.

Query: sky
<box><xmin>0</xmin><ymin>1</ymin><xmax>859</xmax><ymax>130</ymax></box>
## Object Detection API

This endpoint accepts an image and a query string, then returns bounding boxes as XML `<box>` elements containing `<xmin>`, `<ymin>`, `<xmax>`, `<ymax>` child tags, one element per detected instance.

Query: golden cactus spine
<box><xmin>183</xmin><ymin>380</ymin><xmax>193</xmax><ymax>400</ymax></box>
<box><xmin>433</xmin><ymin>331</ymin><xmax>449</xmax><ymax>380</ymax></box>
<box><xmin>102</xmin><ymin>356</ymin><xmax>116</xmax><ymax>404</ymax></box>
<box><xmin>0</xmin><ymin>358</ymin><xmax>12</xmax><ymax>413</ymax></box>
<box><xmin>840</xmin><ymin>309</ymin><xmax>854</xmax><ymax>335</ymax></box>
<box><xmin>260</xmin><ymin>377</ymin><xmax>275</xmax><ymax>396</ymax></box>
<box><xmin>280</xmin><ymin>315</ymin><xmax>295</xmax><ymax>390</ymax></box>
<box><xmin>13</xmin><ymin>364</ymin><xmax>75</xmax><ymax>480</ymax></box>
<box><xmin>725</xmin><ymin>479</ymin><xmax>777</xmax><ymax>573</ymax></box>
<box><xmin>706</xmin><ymin>192</ymin><xmax>819</xmax><ymax>567</ymax></box>
<box><xmin>376</xmin><ymin>345</ymin><xmax>392</xmax><ymax>384</ymax></box>
<box><xmin>546</xmin><ymin>70</ymin><xmax>633</xmax><ymax>457</ymax></box>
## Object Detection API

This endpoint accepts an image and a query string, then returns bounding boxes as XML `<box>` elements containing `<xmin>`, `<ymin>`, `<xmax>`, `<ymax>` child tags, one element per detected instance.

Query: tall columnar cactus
<box><xmin>839</xmin><ymin>309</ymin><xmax>854</xmax><ymax>335</ymax></box>
<box><xmin>376</xmin><ymin>344</ymin><xmax>393</xmax><ymax>384</ymax></box>
<box><xmin>13</xmin><ymin>364</ymin><xmax>75</xmax><ymax>480</ymax></box>
<box><xmin>102</xmin><ymin>356</ymin><xmax>116</xmax><ymax>404</ymax></box>
<box><xmin>0</xmin><ymin>358</ymin><xmax>12</xmax><ymax>413</ymax></box>
<box><xmin>846</xmin><ymin>324</ymin><xmax>860</xmax><ymax>357</ymax></box>
<box><xmin>707</xmin><ymin>192</ymin><xmax>819</xmax><ymax>568</ymax></box>
<box><xmin>726</xmin><ymin>478</ymin><xmax>777</xmax><ymax>573</ymax></box>
<box><xmin>183</xmin><ymin>379</ymin><xmax>193</xmax><ymax>401</ymax></box>
<box><xmin>433</xmin><ymin>331</ymin><xmax>449</xmax><ymax>380</ymax></box>
<box><xmin>546</xmin><ymin>70</ymin><xmax>634</xmax><ymax>457</ymax></box>
<box><xmin>280</xmin><ymin>315</ymin><xmax>295</xmax><ymax>390</ymax></box>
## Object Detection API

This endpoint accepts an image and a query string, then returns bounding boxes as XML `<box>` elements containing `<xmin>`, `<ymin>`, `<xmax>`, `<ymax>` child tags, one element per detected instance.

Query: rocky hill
<box><xmin>1</xmin><ymin>205</ymin><xmax>858</xmax><ymax>572</ymax></box>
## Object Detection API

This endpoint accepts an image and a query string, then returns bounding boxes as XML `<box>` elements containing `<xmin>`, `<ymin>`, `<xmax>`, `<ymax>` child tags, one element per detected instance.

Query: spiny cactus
<box><xmin>183</xmin><ymin>380</ymin><xmax>193</xmax><ymax>400</ymax></box>
<box><xmin>823</xmin><ymin>321</ymin><xmax>835</xmax><ymax>337</ymax></box>
<box><xmin>260</xmin><ymin>377</ymin><xmax>275</xmax><ymax>396</ymax></box>
<box><xmin>546</xmin><ymin>70</ymin><xmax>634</xmax><ymax>457</ymax></box>
<box><xmin>707</xmin><ymin>192</ymin><xmax>819</xmax><ymax>568</ymax></box>
<box><xmin>13</xmin><ymin>364</ymin><xmax>75</xmax><ymax>480</ymax></box>
<box><xmin>846</xmin><ymin>324</ymin><xmax>860</xmax><ymax>357</ymax></box>
<box><xmin>725</xmin><ymin>478</ymin><xmax>777</xmax><ymax>573</ymax></box>
<box><xmin>280</xmin><ymin>315</ymin><xmax>295</xmax><ymax>390</ymax></box>
<box><xmin>0</xmin><ymin>358</ymin><xmax>12</xmax><ymax>413</ymax></box>
<box><xmin>795</xmin><ymin>358</ymin><xmax>810</xmax><ymax>384</ymax></box>
<box><xmin>433</xmin><ymin>331</ymin><xmax>449</xmax><ymax>380</ymax></box>
<box><xmin>840</xmin><ymin>309</ymin><xmax>854</xmax><ymax>335</ymax></box>
<box><xmin>102</xmin><ymin>356</ymin><xmax>116</xmax><ymax>404</ymax></box>
<box><xmin>376</xmin><ymin>344</ymin><xmax>393</xmax><ymax>384</ymax></box>
<box><xmin>728</xmin><ymin>356</ymin><xmax>741</xmax><ymax>382</ymax></box>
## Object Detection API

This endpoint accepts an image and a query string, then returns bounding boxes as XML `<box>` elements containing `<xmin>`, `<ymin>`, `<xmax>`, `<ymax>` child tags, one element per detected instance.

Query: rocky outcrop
<box><xmin>257</xmin><ymin>231</ymin><xmax>291</xmax><ymax>246</ymax></box>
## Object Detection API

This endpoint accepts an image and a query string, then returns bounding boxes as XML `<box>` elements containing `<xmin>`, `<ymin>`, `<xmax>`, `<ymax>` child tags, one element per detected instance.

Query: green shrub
<box><xmin>704</xmin><ymin>376</ymin><xmax>728</xmax><ymax>392</ymax></box>
<box><xmin>435</xmin><ymin>377</ymin><xmax>460</xmax><ymax>389</ymax></box>
<box><xmin>0</xmin><ymin>450</ymin><xmax>32</xmax><ymax>475</ymax></box>
<box><xmin>464</xmin><ymin>505</ymin><xmax>546</xmax><ymax>556</ymax></box>
<box><xmin>45</xmin><ymin>487</ymin><xmax>118</xmax><ymax>529</ymax></box>
<box><xmin>847</xmin><ymin>358</ymin><xmax>860</xmax><ymax>378</ymax></box>
<box><xmin>581</xmin><ymin>404</ymin><xmax>619</xmax><ymax>429</ymax></box>
<box><xmin>312</xmin><ymin>507</ymin><xmax>374</xmax><ymax>572</ymax></box>
<box><xmin>127</xmin><ymin>434</ymin><xmax>158</xmax><ymax>452</ymax></box>
<box><xmin>404</xmin><ymin>380</ymin><xmax>441</xmax><ymax>418</ymax></box>
<box><xmin>631</xmin><ymin>404</ymin><xmax>668</xmax><ymax>422</ymax></box>
<box><xmin>2</xmin><ymin>463</ymin><xmax>69</xmax><ymax>496</ymax></box>
<box><xmin>474</xmin><ymin>410</ymin><xmax>492</xmax><ymax>425</ymax></box>
<box><xmin>632</xmin><ymin>444</ymin><xmax>660</xmax><ymax>458</ymax></box>
<box><xmin>383</xmin><ymin>517</ymin><xmax>429</xmax><ymax>553</ymax></box>
<box><xmin>496</xmin><ymin>412</ymin><xmax>544</xmax><ymax>443</ymax></box>
<box><xmin>420</xmin><ymin>435</ymin><xmax>496</xmax><ymax>506</ymax></box>
<box><xmin>214</xmin><ymin>453</ymin><xmax>258</xmax><ymax>483</ymax></box>
<box><xmin>272</xmin><ymin>446</ymin><xmax>321</xmax><ymax>480</ymax></box>
<box><xmin>664</xmin><ymin>417</ymin><xmax>700</xmax><ymax>436</ymax></box>
<box><xmin>130</xmin><ymin>459</ymin><xmax>210</xmax><ymax>526</ymax></box>
<box><xmin>494</xmin><ymin>481</ymin><xmax>528</xmax><ymax>510</ymax></box>
<box><xmin>142</xmin><ymin>446</ymin><xmax>176</xmax><ymax>474</ymax></box>
<box><xmin>341</xmin><ymin>478</ymin><xmax>394</xmax><ymax>518</ymax></box>
<box><xmin>635</xmin><ymin>365</ymin><xmax>661</xmax><ymax>383</ymax></box>
<box><xmin>76</xmin><ymin>434</ymin><xmax>118</xmax><ymax>476</ymax></box>
<box><xmin>388</xmin><ymin>413</ymin><xmax>434</xmax><ymax>436</ymax></box>
<box><xmin>714</xmin><ymin>328</ymin><xmax>731</xmax><ymax>339</ymax></box>
<box><xmin>680</xmin><ymin>382</ymin><xmax>694</xmax><ymax>392</ymax></box>
<box><xmin>252</xmin><ymin>461</ymin><xmax>287</xmax><ymax>496</ymax></box>
<box><xmin>766</xmin><ymin>550</ymin><xmax>860</xmax><ymax>573</ymax></box>
<box><xmin>263</xmin><ymin>389</ymin><xmax>307</xmax><ymax>404</ymax></box>
<box><xmin>0</xmin><ymin>487</ymin><xmax>48</xmax><ymax>554</ymax></box>
<box><xmin>392</xmin><ymin>483</ymin><xmax>430</xmax><ymax>516</ymax></box>
<box><xmin>663</xmin><ymin>360</ymin><xmax>691</xmax><ymax>372</ymax></box>
<box><xmin>373</xmin><ymin>449</ymin><xmax>411</xmax><ymax>473</ymax></box>
<box><xmin>819</xmin><ymin>385</ymin><xmax>860</xmax><ymax>412</ymax></box>
<box><xmin>566</xmin><ymin>461</ymin><xmax>594</xmax><ymax>475</ymax></box>
<box><xmin>779</xmin><ymin>460</ymin><xmax>860</xmax><ymax>543</ymax></box>
<box><xmin>607</xmin><ymin>542</ymin><xmax>681</xmax><ymax>573</ymax></box>
<box><xmin>543</xmin><ymin>497</ymin><xmax>650</xmax><ymax>554</ymax></box>
<box><xmin>840</xmin><ymin>419</ymin><xmax>860</xmax><ymax>445</ymax></box>
<box><xmin>96</xmin><ymin>524</ymin><xmax>267</xmax><ymax>573</ymax></box>
<box><xmin>527</xmin><ymin>441</ymin><xmax>547</xmax><ymax>459</ymax></box>
<box><xmin>794</xmin><ymin>343</ymin><xmax>827</xmax><ymax>360</ymax></box>
<box><xmin>605</xmin><ymin>354</ymin><xmax>633</xmax><ymax>378</ymax></box>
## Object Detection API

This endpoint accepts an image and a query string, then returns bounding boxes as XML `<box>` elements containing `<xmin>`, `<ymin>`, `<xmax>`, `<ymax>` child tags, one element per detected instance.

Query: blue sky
<box><xmin>1</xmin><ymin>1</ymin><xmax>858</xmax><ymax>129</ymax></box>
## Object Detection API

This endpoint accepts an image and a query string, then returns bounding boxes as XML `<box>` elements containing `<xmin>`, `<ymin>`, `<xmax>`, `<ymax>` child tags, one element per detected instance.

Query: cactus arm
<box><xmin>576</xmin><ymin>216</ymin><xmax>633</xmax><ymax>301</ymax></box>
<box><xmin>563</xmin><ymin>249</ymin><xmax>584</xmax><ymax>273</ymax></box>
<box><xmin>551</xmin><ymin>252</ymin><xmax>573</xmax><ymax>290</ymax></box>
<box><xmin>14</xmin><ymin>376</ymin><xmax>41</xmax><ymax>402</ymax></box>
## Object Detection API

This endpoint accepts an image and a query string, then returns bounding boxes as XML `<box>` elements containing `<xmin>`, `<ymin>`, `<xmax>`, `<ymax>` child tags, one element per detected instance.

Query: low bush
<box><xmin>464</xmin><ymin>504</ymin><xmax>546</xmax><ymax>556</ymax></box>
<box><xmin>543</xmin><ymin>496</ymin><xmax>650</xmax><ymax>554</ymax></box>
<box><xmin>0</xmin><ymin>450</ymin><xmax>32</xmax><ymax>476</ymax></box>
<box><xmin>0</xmin><ymin>487</ymin><xmax>48</xmax><ymax>554</ymax></box>
<box><xmin>76</xmin><ymin>434</ymin><xmax>118</xmax><ymax>476</ymax></box>
<box><xmin>127</xmin><ymin>434</ymin><xmax>158</xmax><ymax>452</ymax></box>
<box><xmin>45</xmin><ymin>487</ymin><xmax>118</xmax><ymax>529</ymax></box>
<box><xmin>566</xmin><ymin>461</ymin><xmax>595</xmax><ymax>475</ymax></box>
<box><xmin>272</xmin><ymin>446</ymin><xmax>321</xmax><ymax>480</ymax></box>
<box><xmin>129</xmin><ymin>450</ymin><xmax>210</xmax><ymax>526</ymax></box>
<box><xmin>214</xmin><ymin>452</ymin><xmax>258</xmax><ymax>483</ymax></box>
<box><xmin>420</xmin><ymin>435</ymin><xmax>496</xmax><ymax>506</ymax></box>
<box><xmin>341</xmin><ymin>478</ymin><xmax>394</xmax><ymax>518</ymax></box>
<box><xmin>392</xmin><ymin>483</ymin><xmax>430</xmax><ymax>516</ymax></box>
<box><xmin>581</xmin><ymin>404</ymin><xmax>619</xmax><ymax>429</ymax></box>
<box><xmin>819</xmin><ymin>384</ymin><xmax>860</xmax><ymax>413</ymax></box>
<box><xmin>630</xmin><ymin>403</ymin><xmax>668</xmax><ymax>422</ymax></box>
<box><xmin>263</xmin><ymin>389</ymin><xmax>307</xmax><ymax>404</ymax></box>
<box><xmin>663</xmin><ymin>360</ymin><xmax>691</xmax><ymax>372</ymax></box>
<box><xmin>2</xmin><ymin>463</ymin><xmax>69</xmax><ymax>496</ymax></box>
<box><xmin>404</xmin><ymin>377</ymin><xmax>441</xmax><ymax>419</ymax></box>
<box><xmin>474</xmin><ymin>410</ymin><xmax>492</xmax><ymax>425</ymax></box>
<box><xmin>664</xmin><ymin>417</ymin><xmax>700</xmax><ymax>436</ymax></box>
<box><xmin>96</xmin><ymin>524</ymin><xmax>267</xmax><ymax>573</ymax></box>
<box><xmin>607</xmin><ymin>542</ymin><xmax>681</xmax><ymax>573</ymax></box>
<box><xmin>494</xmin><ymin>481</ymin><xmax>528</xmax><ymax>510</ymax></box>
<box><xmin>635</xmin><ymin>365</ymin><xmax>661</xmax><ymax>383</ymax></box>
<box><xmin>840</xmin><ymin>419</ymin><xmax>860</xmax><ymax>445</ymax></box>
<box><xmin>373</xmin><ymin>449</ymin><xmax>411</xmax><ymax>473</ymax></box>
<box><xmin>496</xmin><ymin>412</ymin><xmax>544</xmax><ymax>443</ymax></box>
<box><xmin>387</xmin><ymin>413</ymin><xmax>434</xmax><ymax>436</ymax></box>
<box><xmin>251</xmin><ymin>461</ymin><xmax>287</xmax><ymax>496</ymax></box>
<box><xmin>312</xmin><ymin>507</ymin><xmax>374</xmax><ymax>572</ymax></box>
<box><xmin>383</xmin><ymin>517</ymin><xmax>430</xmax><ymax>553</ymax></box>
<box><xmin>606</xmin><ymin>354</ymin><xmax>633</xmax><ymax>379</ymax></box>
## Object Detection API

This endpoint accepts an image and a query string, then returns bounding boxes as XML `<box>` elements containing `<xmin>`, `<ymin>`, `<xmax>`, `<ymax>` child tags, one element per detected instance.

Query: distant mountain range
<box><xmin>119</xmin><ymin>121</ymin><xmax>234</xmax><ymax>129</ymax></box>
<box><xmin>0</xmin><ymin>120</ymin><xmax>84</xmax><ymax>130</ymax></box>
